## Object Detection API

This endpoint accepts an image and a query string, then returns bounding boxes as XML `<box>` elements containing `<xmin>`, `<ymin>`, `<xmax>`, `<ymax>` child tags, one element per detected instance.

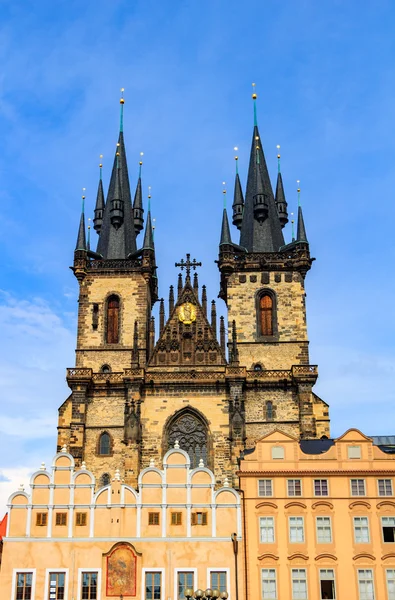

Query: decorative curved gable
<box><xmin>255</xmin><ymin>501</ymin><xmax>278</xmax><ymax>510</ymax></box>
<box><xmin>258</xmin><ymin>553</ymin><xmax>279</xmax><ymax>561</ymax></box>
<box><xmin>312</xmin><ymin>501</ymin><xmax>334</xmax><ymax>510</ymax></box>
<box><xmin>285</xmin><ymin>501</ymin><xmax>307</xmax><ymax>510</ymax></box>
<box><xmin>349</xmin><ymin>501</ymin><xmax>371</xmax><ymax>510</ymax></box>
<box><xmin>353</xmin><ymin>553</ymin><xmax>376</xmax><ymax>561</ymax></box>
<box><xmin>377</xmin><ymin>501</ymin><xmax>395</xmax><ymax>509</ymax></box>
<box><xmin>315</xmin><ymin>553</ymin><xmax>337</xmax><ymax>562</ymax></box>
<box><xmin>288</xmin><ymin>553</ymin><xmax>309</xmax><ymax>561</ymax></box>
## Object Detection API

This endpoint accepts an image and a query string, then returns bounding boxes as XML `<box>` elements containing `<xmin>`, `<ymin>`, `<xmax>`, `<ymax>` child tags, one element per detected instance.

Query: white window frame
<box><xmin>261</xmin><ymin>568</ymin><xmax>277</xmax><ymax>600</ymax></box>
<box><xmin>206</xmin><ymin>568</ymin><xmax>230</xmax><ymax>599</ymax></box>
<box><xmin>313</xmin><ymin>479</ymin><xmax>329</xmax><ymax>497</ymax></box>
<box><xmin>381</xmin><ymin>516</ymin><xmax>395</xmax><ymax>544</ymax></box>
<box><xmin>353</xmin><ymin>517</ymin><xmax>370</xmax><ymax>544</ymax></box>
<box><xmin>271</xmin><ymin>446</ymin><xmax>284</xmax><ymax>459</ymax></box>
<box><xmin>11</xmin><ymin>569</ymin><xmax>37</xmax><ymax>600</ymax></box>
<box><xmin>386</xmin><ymin>569</ymin><xmax>395</xmax><ymax>600</ymax></box>
<box><xmin>348</xmin><ymin>445</ymin><xmax>361</xmax><ymax>459</ymax></box>
<box><xmin>174</xmin><ymin>568</ymin><xmax>198</xmax><ymax>600</ymax></box>
<box><xmin>289</xmin><ymin>516</ymin><xmax>305</xmax><ymax>543</ymax></box>
<box><xmin>142</xmin><ymin>568</ymin><xmax>166</xmax><ymax>600</ymax></box>
<box><xmin>44</xmin><ymin>569</ymin><xmax>69</xmax><ymax>600</ymax></box>
<box><xmin>319</xmin><ymin>568</ymin><xmax>336</xmax><ymax>600</ymax></box>
<box><xmin>77</xmin><ymin>569</ymin><xmax>101</xmax><ymax>600</ymax></box>
<box><xmin>287</xmin><ymin>479</ymin><xmax>302</xmax><ymax>497</ymax></box>
<box><xmin>378</xmin><ymin>479</ymin><xmax>393</xmax><ymax>497</ymax></box>
<box><xmin>291</xmin><ymin>568</ymin><xmax>308</xmax><ymax>599</ymax></box>
<box><xmin>357</xmin><ymin>569</ymin><xmax>375</xmax><ymax>600</ymax></box>
<box><xmin>316</xmin><ymin>516</ymin><xmax>332</xmax><ymax>544</ymax></box>
<box><xmin>350</xmin><ymin>479</ymin><xmax>366</xmax><ymax>496</ymax></box>
<box><xmin>259</xmin><ymin>516</ymin><xmax>275</xmax><ymax>543</ymax></box>
<box><xmin>258</xmin><ymin>479</ymin><xmax>273</xmax><ymax>497</ymax></box>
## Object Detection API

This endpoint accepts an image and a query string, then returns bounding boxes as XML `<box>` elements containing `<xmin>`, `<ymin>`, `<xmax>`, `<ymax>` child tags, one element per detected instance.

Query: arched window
<box><xmin>98</xmin><ymin>432</ymin><xmax>111</xmax><ymax>455</ymax></box>
<box><xmin>106</xmin><ymin>295</ymin><xmax>120</xmax><ymax>344</ymax></box>
<box><xmin>254</xmin><ymin>363</ymin><xmax>263</xmax><ymax>372</ymax></box>
<box><xmin>266</xmin><ymin>401</ymin><xmax>273</xmax><ymax>421</ymax></box>
<box><xmin>101</xmin><ymin>473</ymin><xmax>110</xmax><ymax>486</ymax></box>
<box><xmin>167</xmin><ymin>410</ymin><xmax>208</xmax><ymax>469</ymax></box>
<box><xmin>100</xmin><ymin>364</ymin><xmax>111</xmax><ymax>374</ymax></box>
<box><xmin>260</xmin><ymin>293</ymin><xmax>273</xmax><ymax>336</ymax></box>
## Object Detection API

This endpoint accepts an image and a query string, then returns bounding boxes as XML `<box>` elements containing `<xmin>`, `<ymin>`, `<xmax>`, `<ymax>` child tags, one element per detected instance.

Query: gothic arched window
<box><xmin>167</xmin><ymin>411</ymin><xmax>208</xmax><ymax>469</ymax></box>
<box><xmin>260</xmin><ymin>293</ymin><xmax>273</xmax><ymax>336</ymax></box>
<box><xmin>106</xmin><ymin>295</ymin><xmax>120</xmax><ymax>344</ymax></box>
<box><xmin>101</xmin><ymin>473</ymin><xmax>110</xmax><ymax>486</ymax></box>
<box><xmin>266</xmin><ymin>401</ymin><xmax>273</xmax><ymax>421</ymax></box>
<box><xmin>98</xmin><ymin>432</ymin><xmax>111</xmax><ymax>455</ymax></box>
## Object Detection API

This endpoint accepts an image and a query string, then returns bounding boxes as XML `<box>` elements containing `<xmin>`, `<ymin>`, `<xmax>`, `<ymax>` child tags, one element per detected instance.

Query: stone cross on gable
<box><xmin>175</xmin><ymin>253</ymin><xmax>202</xmax><ymax>280</ymax></box>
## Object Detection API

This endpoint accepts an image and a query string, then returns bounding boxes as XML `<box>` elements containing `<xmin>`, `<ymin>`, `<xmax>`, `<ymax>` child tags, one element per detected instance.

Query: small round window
<box><xmin>101</xmin><ymin>364</ymin><xmax>111</xmax><ymax>374</ymax></box>
<box><xmin>254</xmin><ymin>363</ymin><xmax>263</xmax><ymax>372</ymax></box>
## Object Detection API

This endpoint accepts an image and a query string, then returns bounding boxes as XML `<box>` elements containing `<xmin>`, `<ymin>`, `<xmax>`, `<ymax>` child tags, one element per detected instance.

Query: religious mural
<box><xmin>105</xmin><ymin>543</ymin><xmax>138</xmax><ymax>597</ymax></box>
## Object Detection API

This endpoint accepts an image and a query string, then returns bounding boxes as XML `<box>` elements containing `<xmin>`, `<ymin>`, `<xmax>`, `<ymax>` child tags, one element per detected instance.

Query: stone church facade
<box><xmin>57</xmin><ymin>92</ymin><xmax>329</xmax><ymax>490</ymax></box>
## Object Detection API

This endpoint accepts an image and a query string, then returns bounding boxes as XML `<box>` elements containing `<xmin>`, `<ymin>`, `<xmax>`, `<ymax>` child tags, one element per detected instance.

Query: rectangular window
<box><xmin>288</xmin><ymin>480</ymin><xmax>302</xmax><ymax>497</ymax></box>
<box><xmin>76</xmin><ymin>512</ymin><xmax>87</xmax><ymax>526</ymax></box>
<box><xmin>177</xmin><ymin>572</ymin><xmax>194</xmax><ymax>600</ymax></box>
<box><xmin>149</xmin><ymin>512</ymin><xmax>160</xmax><ymax>526</ymax></box>
<box><xmin>48</xmin><ymin>572</ymin><xmax>65</xmax><ymax>600</ymax></box>
<box><xmin>382</xmin><ymin>517</ymin><xmax>395</xmax><ymax>543</ymax></box>
<box><xmin>191</xmin><ymin>512</ymin><xmax>207</xmax><ymax>526</ymax></box>
<box><xmin>81</xmin><ymin>572</ymin><xmax>97</xmax><ymax>600</ymax></box>
<box><xmin>15</xmin><ymin>573</ymin><xmax>33</xmax><ymax>600</ymax></box>
<box><xmin>291</xmin><ymin>568</ymin><xmax>307</xmax><ymax>600</ymax></box>
<box><xmin>259</xmin><ymin>517</ymin><xmax>275</xmax><ymax>543</ymax></box>
<box><xmin>271</xmin><ymin>446</ymin><xmax>284</xmax><ymax>459</ymax></box>
<box><xmin>289</xmin><ymin>516</ymin><xmax>304</xmax><ymax>543</ymax></box>
<box><xmin>258</xmin><ymin>480</ymin><xmax>273</xmax><ymax>497</ymax></box>
<box><xmin>386</xmin><ymin>569</ymin><xmax>395</xmax><ymax>600</ymax></box>
<box><xmin>261</xmin><ymin>568</ymin><xmax>277</xmax><ymax>599</ymax></box>
<box><xmin>314</xmin><ymin>480</ymin><xmax>329</xmax><ymax>497</ymax></box>
<box><xmin>145</xmin><ymin>572</ymin><xmax>161</xmax><ymax>600</ymax></box>
<box><xmin>171</xmin><ymin>512</ymin><xmax>182</xmax><ymax>526</ymax></box>
<box><xmin>210</xmin><ymin>572</ymin><xmax>227</xmax><ymax>593</ymax></box>
<box><xmin>351</xmin><ymin>479</ymin><xmax>366</xmax><ymax>496</ymax></box>
<box><xmin>319</xmin><ymin>569</ymin><xmax>336</xmax><ymax>599</ymax></box>
<box><xmin>348</xmin><ymin>445</ymin><xmax>361</xmax><ymax>459</ymax></box>
<box><xmin>55</xmin><ymin>512</ymin><xmax>67</xmax><ymax>526</ymax></box>
<box><xmin>354</xmin><ymin>517</ymin><xmax>370</xmax><ymax>543</ymax></box>
<box><xmin>379</xmin><ymin>479</ymin><xmax>393</xmax><ymax>497</ymax></box>
<box><xmin>357</xmin><ymin>569</ymin><xmax>375</xmax><ymax>600</ymax></box>
<box><xmin>316</xmin><ymin>517</ymin><xmax>332</xmax><ymax>544</ymax></box>
<box><xmin>36</xmin><ymin>512</ymin><xmax>47</xmax><ymax>526</ymax></box>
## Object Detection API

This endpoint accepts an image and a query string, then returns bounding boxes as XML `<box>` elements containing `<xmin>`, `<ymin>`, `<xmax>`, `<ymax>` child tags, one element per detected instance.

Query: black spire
<box><xmin>275</xmin><ymin>171</ymin><xmax>289</xmax><ymax>228</ymax></box>
<box><xmin>93</xmin><ymin>168</ymin><xmax>105</xmax><ymax>234</ymax></box>
<box><xmin>232</xmin><ymin>155</ymin><xmax>244</xmax><ymax>230</ymax></box>
<box><xmin>239</xmin><ymin>96</ymin><xmax>285</xmax><ymax>252</ymax></box>
<box><xmin>96</xmin><ymin>97</ymin><xmax>137</xmax><ymax>259</ymax></box>
<box><xmin>297</xmin><ymin>205</ymin><xmax>308</xmax><ymax>242</ymax></box>
<box><xmin>143</xmin><ymin>209</ymin><xmax>154</xmax><ymax>250</ymax></box>
<box><xmin>133</xmin><ymin>163</ymin><xmax>144</xmax><ymax>235</ymax></box>
<box><xmin>75</xmin><ymin>195</ymin><xmax>86</xmax><ymax>251</ymax></box>
<box><xmin>219</xmin><ymin>208</ymin><xmax>232</xmax><ymax>246</ymax></box>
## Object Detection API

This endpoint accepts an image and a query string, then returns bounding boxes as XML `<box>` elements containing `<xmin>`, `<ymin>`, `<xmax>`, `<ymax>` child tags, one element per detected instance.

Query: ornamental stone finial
<box><xmin>224</xmin><ymin>477</ymin><xmax>230</xmax><ymax>487</ymax></box>
<box><xmin>114</xmin><ymin>468</ymin><xmax>121</xmax><ymax>481</ymax></box>
<box><xmin>174</xmin><ymin>440</ymin><xmax>180</xmax><ymax>449</ymax></box>
<box><xmin>61</xmin><ymin>444</ymin><xmax>67</xmax><ymax>453</ymax></box>
<box><xmin>81</xmin><ymin>461</ymin><xmax>87</xmax><ymax>470</ymax></box>
<box><xmin>40</xmin><ymin>462</ymin><xmax>46</xmax><ymax>470</ymax></box>
<box><xmin>199</xmin><ymin>458</ymin><xmax>204</xmax><ymax>468</ymax></box>
<box><xmin>149</xmin><ymin>458</ymin><xmax>155</xmax><ymax>467</ymax></box>
<box><xmin>18</xmin><ymin>483</ymin><xmax>25</xmax><ymax>491</ymax></box>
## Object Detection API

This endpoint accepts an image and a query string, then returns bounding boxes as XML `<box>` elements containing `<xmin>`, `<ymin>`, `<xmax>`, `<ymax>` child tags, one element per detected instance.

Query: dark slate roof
<box><xmin>96</xmin><ymin>132</ymin><xmax>137</xmax><ymax>259</ymax></box>
<box><xmin>232</xmin><ymin>173</ymin><xmax>244</xmax><ymax>209</ymax></box>
<box><xmin>275</xmin><ymin>171</ymin><xmax>286</xmax><ymax>207</ymax></box>
<box><xmin>133</xmin><ymin>176</ymin><xmax>143</xmax><ymax>210</ymax></box>
<box><xmin>95</xmin><ymin>178</ymin><xmax>105</xmax><ymax>212</ymax></box>
<box><xmin>299</xmin><ymin>439</ymin><xmax>335</xmax><ymax>454</ymax></box>
<box><xmin>219</xmin><ymin>208</ymin><xmax>232</xmax><ymax>245</ymax></box>
<box><xmin>239</xmin><ymin>125</ymin><xmax>285</xmax><ymax>252</ymax></box>
<box><xmin>75</xmin><ymin>211</ymin><xmax>86</xmax><ymax>251</ymax></box>
<box><xmin>372</xmin><ymin>435</ymin><xmax>395</xmax><ymax>445</ymax></box>
<box><xmin>143</xmin><ymin>210</ymin><xmax>154</xmax><ymax>250</ymax></box>
<box><xmin>297</xmin><ymin>205</ymin><xmax>308</xmax><ymax>242</ymax></box>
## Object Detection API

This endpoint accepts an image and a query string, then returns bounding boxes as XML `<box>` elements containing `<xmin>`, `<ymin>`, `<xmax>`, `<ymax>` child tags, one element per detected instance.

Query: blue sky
<box><xmin>1</xmin><ymin>0</ymin><xmax>395</xmax><ymax>512</ymax></box>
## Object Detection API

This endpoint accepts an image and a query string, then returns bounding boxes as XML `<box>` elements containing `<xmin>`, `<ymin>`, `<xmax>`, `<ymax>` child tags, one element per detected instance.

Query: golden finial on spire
<box><xmin>82</xmin><ymin>187</ymin><xmax>86</xmax><ymax>200</ymax></box>
<box><xmin>234</xmin><ymin>146</ymin><xmax>238</xmax><ymax>160</ymax></box>
<box><xmin>276</xmin><ymin>144</ymin><xmax>281</xmax><ymax>159</ymax></box>
<box><xmin>120</xmin><ymin>87</ymin><xmax>125</xmax><ymax>104</ymax></box>
<box><xmin>139</xmin><ymin>151</ymin><xmax>144</xmax><ymax>166</ymax></box>
<box><xmin>99</xmin><ymin>154</ymin><xmax>103</xmax><ymax>168</ymax></box>
<box><xmin>297</xmin><ymin>179</ymin><xmax>301</xmax><ymax>193</ymax></box>
<box><xmin>252</xmin><ymin>82</ymin><xmax>257</xmax><ymax>100</ymax></box>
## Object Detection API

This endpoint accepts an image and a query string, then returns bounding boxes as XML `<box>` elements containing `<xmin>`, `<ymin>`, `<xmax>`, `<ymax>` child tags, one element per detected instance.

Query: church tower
<box><xmin>58</xmin><ymin>90</ymin><xmax>329</xmax><ymax>490</ymax></box>
<box><xmin>218</xmin><ymin>89</ymin><xmax>329</xmax><ymax>442</ymax></box>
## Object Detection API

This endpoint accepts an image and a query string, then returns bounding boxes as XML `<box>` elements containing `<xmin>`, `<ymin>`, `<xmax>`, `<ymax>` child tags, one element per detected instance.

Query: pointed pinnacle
<box><xmin>220</xmin><ymin>208</ymin><xmax>232</xmax><ymax>246</ymax></box>
<box><xmin>143</xmin><ymin>210</ymin><xmax>155</xmax><ymax>250</ymax></box>
<box><xmin>297</xmin><ymin>205</ymin><xmax>308</xmax><ymax>242</ymax></box>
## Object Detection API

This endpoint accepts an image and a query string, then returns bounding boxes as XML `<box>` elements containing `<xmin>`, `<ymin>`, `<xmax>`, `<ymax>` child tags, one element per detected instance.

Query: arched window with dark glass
<box><xmin>266</xmin><ymin>401</ymin><xmax>273</xmax><ymax>421</ymax></box>
<box><xmin>106</xmin><ymin>295</ymin><xmax>120</xmax><ymax>344</ymax></box>
<box><xmin>166</xmin><ymin>410</ymin><xmax>208</xmax><ymax>469</ymax></box>
<box><xmin>260</xmin><ymin>293</ymin><xmax>273</xmax><ymax>336</ymax></box>
<box><xmin>98</xmin><ymin>432</ymin><xmax>111</xmax><ymax>455</ymax></box>
<box><xmin>101</xmin><ymin>473</ymin><xmax>111</xmax><ymax>486</ymax></box>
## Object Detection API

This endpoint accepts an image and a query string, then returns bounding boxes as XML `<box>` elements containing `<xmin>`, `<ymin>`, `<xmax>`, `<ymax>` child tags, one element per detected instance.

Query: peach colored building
<box><xmin>0</xmin><ymin>446</ymin><xmax>241</xmax><ymax>600</ymax></box>
<box><xmin>239</xmin><ymin>429</ymin><xmax>395</xmax><ymax>600</ymax></box>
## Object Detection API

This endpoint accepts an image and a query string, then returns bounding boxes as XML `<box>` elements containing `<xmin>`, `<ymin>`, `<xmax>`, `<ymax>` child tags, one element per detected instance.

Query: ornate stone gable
<box><xmin>148</xmin><ymin>280</ymin><xmax>226</xmax><ymax>368</ymax></box>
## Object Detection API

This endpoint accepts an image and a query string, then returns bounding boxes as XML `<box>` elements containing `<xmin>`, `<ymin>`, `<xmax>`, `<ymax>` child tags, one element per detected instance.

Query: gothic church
<box><xmin>57</xmin><ymin>92</ymin><xmax>329</xmax><ymax>488</ymax></box>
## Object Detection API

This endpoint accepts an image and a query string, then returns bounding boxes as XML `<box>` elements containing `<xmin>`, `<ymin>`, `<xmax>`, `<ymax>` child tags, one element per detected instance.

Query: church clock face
<box><xmin>178</xmin><ymin>302</ymin><xmax>196</xmax><ymax>325</ymax></box>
